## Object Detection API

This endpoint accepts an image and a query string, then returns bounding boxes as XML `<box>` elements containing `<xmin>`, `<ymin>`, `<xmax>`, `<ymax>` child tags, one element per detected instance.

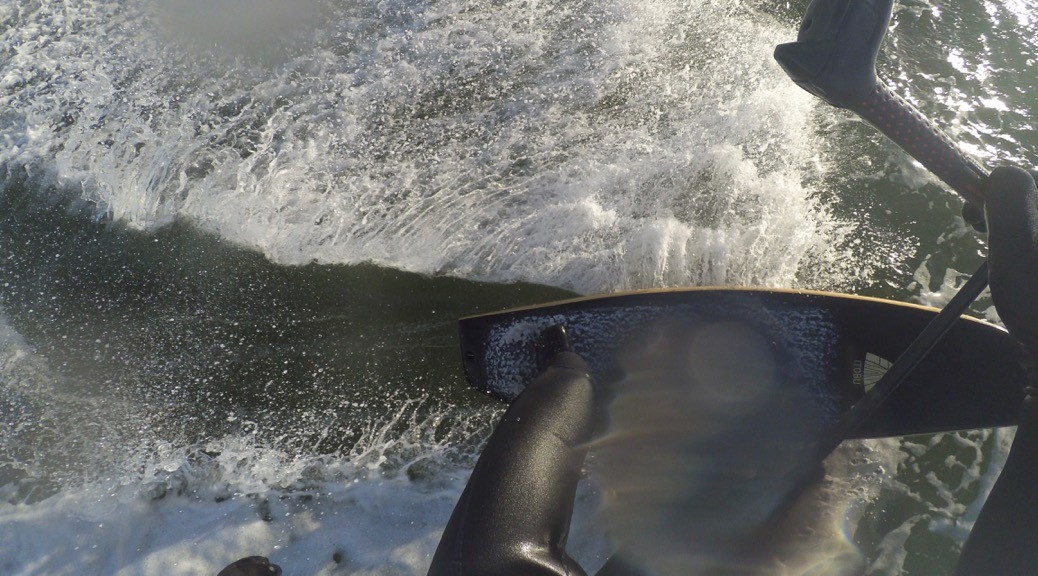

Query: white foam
<box><xmin>0</xmin><ymin>439</ymin><xmax>610</xmax><ymax>576</ymax></box>
<box><xmin>0</xmin><ymin>465</ymin><xmax>459</xmax><ymax>575</ymax></box>
<box><xmin>909</xmin><ymin>258</ymin><xmax>993</xmax><ymax>317</ymax></box>
<box><xmin>928</xmin><ymin>428</ymin><xmax>1015</xmax><ymax>543</ymax></box>
<box><xmin>1</xmin><ymin>0</ymin><xmax>854</xmax><ymax>294</ymax></box>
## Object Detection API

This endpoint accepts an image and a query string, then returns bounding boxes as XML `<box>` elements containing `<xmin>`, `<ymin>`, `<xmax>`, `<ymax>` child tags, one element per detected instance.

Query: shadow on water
<box><xmin>0</xmin><ymin>171</ymin><xmax>575</xmax><ymax>498</ymax></box>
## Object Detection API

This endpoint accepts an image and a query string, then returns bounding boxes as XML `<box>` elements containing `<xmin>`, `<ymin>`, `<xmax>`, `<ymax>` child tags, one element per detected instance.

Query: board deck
<box><xmin>459</xmin><ymin>287</ymin><xmax>1025</xmax><ymax>439</ymax></box>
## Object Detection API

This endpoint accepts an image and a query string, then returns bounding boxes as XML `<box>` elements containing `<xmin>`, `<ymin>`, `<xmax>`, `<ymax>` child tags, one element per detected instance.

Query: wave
<box><xmin>1</xmin><ymin>0</ymin><xmax>858</xmax><ymax>293</ymax></box>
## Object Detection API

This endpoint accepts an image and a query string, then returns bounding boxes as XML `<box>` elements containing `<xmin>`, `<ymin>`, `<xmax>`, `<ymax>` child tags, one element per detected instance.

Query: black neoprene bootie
<box><xmin>535</xmin><ymin>324</ymin><xmax>573</xmax><ymax>373</ymax></box>
<box><xmin>217</xmin><ymin>557</ymin><xmax>282</xmax><ymax>576</ymax></box>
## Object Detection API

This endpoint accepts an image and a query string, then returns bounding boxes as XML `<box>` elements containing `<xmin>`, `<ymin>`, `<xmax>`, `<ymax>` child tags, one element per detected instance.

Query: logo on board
<box><xmin>852</xmin><ymin>353</ymin><xmax>892</xmax><ymax>392</ymax></box>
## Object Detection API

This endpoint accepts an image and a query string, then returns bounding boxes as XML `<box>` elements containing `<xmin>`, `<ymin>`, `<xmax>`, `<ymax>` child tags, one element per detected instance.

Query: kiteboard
<box><xmin>459</xmin><ymin>287</ymin><xmax>1025</xmax><ymax>439</ymax></box>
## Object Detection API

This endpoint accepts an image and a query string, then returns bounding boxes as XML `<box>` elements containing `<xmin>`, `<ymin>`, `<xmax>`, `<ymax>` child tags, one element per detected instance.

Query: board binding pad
<box><xmin>459</xmin><ymin>287</ymin><xmax>1024</xmax><ymax>440</ymax></box>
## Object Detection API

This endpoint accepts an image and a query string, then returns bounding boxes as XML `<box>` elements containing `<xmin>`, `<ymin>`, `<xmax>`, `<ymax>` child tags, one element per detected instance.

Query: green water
<box><xmin>0</xmin><ymin>175</ymin><xmax>574</xmax><ymax>498</ymax></box>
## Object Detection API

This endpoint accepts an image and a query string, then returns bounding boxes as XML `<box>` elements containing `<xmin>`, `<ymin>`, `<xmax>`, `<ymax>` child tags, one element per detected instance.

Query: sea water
<box><xmin>1</xmin><ymin>0</ymin><xmax>1035</xmax><ymax>574</ymax></box>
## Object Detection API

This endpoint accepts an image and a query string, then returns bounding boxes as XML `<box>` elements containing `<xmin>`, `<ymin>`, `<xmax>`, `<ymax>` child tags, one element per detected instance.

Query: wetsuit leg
<box><xmin>428</xmin><ymin>351</ymin><xmax>596</xmax><ymax>576</ymax></box>
<box><xmin>955</xmin><ymin>395</ymin><xmax>1038</xmax><ymax>575</ymax></box>
<box><xmin>957</xmin><ymin>166</ymin><xmax>1038</xmax><ymax>574</ymax></box>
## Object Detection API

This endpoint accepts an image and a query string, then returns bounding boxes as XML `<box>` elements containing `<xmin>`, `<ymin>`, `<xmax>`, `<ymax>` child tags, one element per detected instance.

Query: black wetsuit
<box><xmin>428</xmin><ymin>167</ymin><xmax>1038</xmax><ymax>576</ymax></box>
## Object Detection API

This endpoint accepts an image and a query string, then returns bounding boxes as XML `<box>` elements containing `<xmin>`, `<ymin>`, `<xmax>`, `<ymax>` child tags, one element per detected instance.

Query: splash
<box><xmin>1</xmin><ymin>0</ymin><xmax>858</xmax><ymax>293</ymax></box>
